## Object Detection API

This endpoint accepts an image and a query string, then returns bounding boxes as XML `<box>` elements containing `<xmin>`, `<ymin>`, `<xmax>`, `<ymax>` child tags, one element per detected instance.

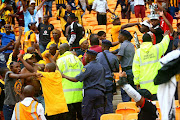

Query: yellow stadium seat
<box><xmin>116</xmin><ymin>102</ymin><xmax>138</xmax><ymax>120</ymax></box>
<box><xmin>100</xmin><ymin>113</ymin><xmax>123</xmax><ymax>120</ymax></box>
<box><xmin>83</xmin><ymin>14</ymin><xmax>95</xmax><ymax>19</ymax></box>
<box><xmin>120</xmin><ymin>19</ymin><xmax>128</xmax><ymax>24</ymax></box>
<box><xmin>126</xmin><ymin>113</ymin><xmax>138</xmax><ymax>120</ymax></box>
<box><xmin>129</xmin><ymin>18</ymin><xmax>139</xmax><ymax>23</ymax></box>
<box><xmin>93</xmin><ymin>25</ymin><xmax>106</xmax><ymax>32</ymax></box>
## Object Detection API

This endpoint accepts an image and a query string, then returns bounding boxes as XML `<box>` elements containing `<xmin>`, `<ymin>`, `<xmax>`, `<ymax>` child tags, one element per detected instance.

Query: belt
<box><xmin>98</xmin><ymin>12</ymin><xmax>106</xmax><ymax>15</ymax></box>
<box><xmin>122</xmin><ymin>66</ymin><xmax>132</xmax><ymax>71</ymax></box>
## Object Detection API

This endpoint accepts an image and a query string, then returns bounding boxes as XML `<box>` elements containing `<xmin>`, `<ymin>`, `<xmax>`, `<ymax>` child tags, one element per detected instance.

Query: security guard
<box><xmin>62</xmin><ymin>50</ymin><xmax>106</xmax><ymax>120</ymax></box>
<box><xmin>56</xmin><ymin>43</ymin><xmax>83</xmax><ymax>120</ymax></box>
<box><xmin>96</xmin><ymin>40</ymin><xmax>119</xmax><ymax>113</ymax></box>
<box><xmin>133</xmin><ymin>33</ymin><xmax>170</xmax><ymax>100</ymax></box>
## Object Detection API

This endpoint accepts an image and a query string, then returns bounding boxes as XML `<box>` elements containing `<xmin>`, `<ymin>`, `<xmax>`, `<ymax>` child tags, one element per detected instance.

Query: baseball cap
<box><xmin>140</xmin><ymin>20</ymin><xmax>151</xmax><ymax>28</ymax></box>
<box><xmin>30</xmin><ymin>0</ymin><xmax>36</xmax><ymax>5</ymax></box>
<box><xmin>119</xmin><ymin>29</ymin><xmax>133</xmax><ymax>40</ymax></box>
<box><xmin>102</xmin><ymin>40</ymin><xmax>112</xmax><ymax>47</ymax></box>
<box><xmin>86</xmin><ymin>50</ymin><xmax>98</xmax><ymax>56</ymax></box>
<box><xmin>148</xmin><ymin>14</ymin><xmax>160</xmax><ymax>20</ymax></box>
<box><xmin>28</xmin><ymin>21</ymin><xmax>37</xmax><ymax>28</ymax></box>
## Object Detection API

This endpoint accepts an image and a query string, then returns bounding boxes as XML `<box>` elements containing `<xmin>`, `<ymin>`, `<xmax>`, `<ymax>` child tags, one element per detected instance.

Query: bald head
<box><xmin>23</xmin><ymin>85</ymin><xmax>35</xmax><ymax>97</ymax></box>
<box><xmin>27</xmin><ymin>47</ymin><xmax>35</xmax><ymax>53</ymax></box>
<box><xmin>59</xmin><ymin>43</ymin><xmax>70</xmax><ymax>55</ymax></box>
<box><xmin>45</xmin><ymin>63</ymin><xmax>56</xmax><ymax>72</ymax></box>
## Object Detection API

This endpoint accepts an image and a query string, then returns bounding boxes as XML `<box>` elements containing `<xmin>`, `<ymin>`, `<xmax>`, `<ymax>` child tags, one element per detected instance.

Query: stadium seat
<box><xmin>116</xmin><ymin>102</ymin><xmax>138</xmax><ymax>120</ymax></box>
<box><xmin>126</xmin><ymin>113</ymin><xmax>138</xmax><ymax>120</ymax></box>
<box><xmin>93</xmin><ymin>25</ymin><xmax>107</xmax><ymax>33</ymax></box>
<box><xmin>100</xmin><ymin>113</ymin><xmax>123</xmax><ymax>120</ymax></box>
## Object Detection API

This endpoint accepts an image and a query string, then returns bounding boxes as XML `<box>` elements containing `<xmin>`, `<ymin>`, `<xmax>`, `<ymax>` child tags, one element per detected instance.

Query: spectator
<box><xmin>23</xmin><ymin>22</ymin><xmax>37</xmax><ymax>53</ymax></box>
<box><xmin>167</xmin><ymin>0</ymin><xmax>179</xmax><ymax>19</ymax></box>
<box><xmin>3</xmin><ymin>61</ymin><xmax>39</xmax><ymax>120</ymax></box>
<box><xmin>19</xmin><ymin>53</ymin><xmax>69</xmax><ymax>120</ymax></box>
<box><xmin>56</xmin><ymin>0</ymin><xmax>67</xmax><ymax>10</ymax></box>
<box><xmin>134</xmin><ymin>0</ymin><xmax>145</xmax><ymax>20</ymax></box>
<box><xmin>149</xmin><ymin>14</ymin><xmax>164</xmax><ymax>44</ymax></box>
<box><xmin>16</xmin><ymin>5</ymin><xmax>24</xmax><ymax>27</ymax></box>
<box><xmin>76</xmin><ymin>38</ymin><xmax>89</xmax><ymax>57</ymax></box>
<box><xmin>97</xmin><ymin>31</ymin><xmax>106</xmax><ymax>41</ymax></box>
<box><xmin>63</xmin><ymin>50</ymin><xmax>106</xmax><ymax>120</ymax></box>
<box><xmin>67</xmin><ymin>13</ymin><xmax>83</xmax><ymax>51</ymax></box>
<box><xmin>42</xmin><ymin>44</ymin><xmax>60</xmax><ymax>64</ymax></box>
<box><xmin>96</xmin><ymin>40</ymin><xmax>119</xmax><ymax>113</ymax></box>
<box><xmin>20</xmin><ymin>0</ymin><xmax>46</xmax><ymax>32</ymax></box>
<box><xmin>85</xmin><ymin>0</ymin><xmax>95</xmax><ymax>13</ymax></box>
<box><xmin>0</xmin><ymin>67</ymin><xmax>9</xmax><ymax>120</ymax></box>
<box><xmin>57</xmin><ymin>43</ymin><xmax>83</xmax><ymax>120</ymax></box>
<box><xmin>44</xmin><ymin>0</ymin><xmax>53</xmax><ymax>17</ymax></box>
<box><xmin>132</xmin><ymin>32</ymin><xmax>170</xmax><ymax>100</ymax></box>
<box><xmin>92</xmin><ymin>0</ymin><xmax>114</xmax><ymax>25</ymax></box>
<box><xmin>118</xmin><ymin>71</ymin><xmax>159</xmax><ymax>120</ymax></box>
<box><xmin>0</xmin><ymin>24</ymin><xmax>15</xmax><ymax>61</ymax></box>
<box><xmin>46</xmin><ymin>29</ymin><xmax>68</xmax><ymax>50</ymax></box>
<box><xmin>38</xmin><ymin>15</ymin><xmax>54</xmax><ymax>53</ymax></box>
<box><xmin>114</xmin><ymin>0</ymin><xmax>131</xmax><ymax>21</ymax></box>
<box><xmin>173</xmin><ymin>23</ymin><xmax>180</xmax><ymax>50</ymax></box>
<box><xmin>157</xmin><ymin>3</ymin><xmax>173</xmax><ymax>53</ymax></box>
<box><xmin>11</xmin><ymin>85</ymin><xmax>46</xmax><ymax>120</ymax></box>
<box><xmin>117</xmin><ymin>30</ymin><xmax>135</xmax><ymax>102</ymax></box>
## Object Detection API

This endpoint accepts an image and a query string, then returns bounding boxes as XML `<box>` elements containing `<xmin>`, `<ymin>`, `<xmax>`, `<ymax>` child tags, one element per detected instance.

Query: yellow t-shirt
<box><xmin>37</xmin><ymin>70</ymin><xmax>68</xmax><ymax>116</ymax></box>
<box><xmin>24</xmin><ymin>30</ymin><xmax>36</xmax><ymax>52</ymax></box>
<box><xmin>41</xmin><ymin>50</ymin><xmax>60</xmax><ymax>64</ymax></box>
<box><xmin>111</xmin><ymin>25</ymin><xmax>121</xmax><ymax>51</ymax></box>
<box><xmin>46</xmin><ymin>39</ymin><xmax>68</xmax><ymax>49</ymax></box>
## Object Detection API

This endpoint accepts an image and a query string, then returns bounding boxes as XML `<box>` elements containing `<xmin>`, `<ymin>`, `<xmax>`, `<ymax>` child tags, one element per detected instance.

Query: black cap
<box><xmin>86</xmin><ymin>50</ymin><xmax>98</xmax><ymax>56</ymax></box>
<box><xmin>119</xmin><ymin>29</ymin><xmax>133</xmax><ymax>40</ymax></box>
<box><xmin>67</xmin><ymin>13</ymin><xmax>76</xmax><ymax>19</ymax></box>
<box><xmin>102</xmin><ymin>40</ymin><xmax>112</xmax><ymax>47</ymax></box>
<box><xmin>137</xmin><ymin>89</ymin><xmax>152</xmax><ymax>100</ymax></box>
<box><xmin>28</xmin><ymin>21</ymin><xmax>37</xmax><ymax>28</ymax></box>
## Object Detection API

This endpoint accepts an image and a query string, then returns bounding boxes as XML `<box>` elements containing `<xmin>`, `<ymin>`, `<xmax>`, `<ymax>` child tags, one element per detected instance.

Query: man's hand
<box><xmin>17</xmin><ymin>53</ymin><xmax>23</xmax><ymax>60</ymax></box>
<box><xmin>7</xmin><ymin>40</ymin><xmax>14</xmax><ymax>46</ymax></box>
<box><xmin>36</xmin><ymin>73</ymin><xmax>43</xmax><ymax>78</ymax></box>
<box><xmin>163</xmin><ymin>30</ymin><xmax>170</xmax><ymax>36</ymax></box>
<box><xmin>119</xmin><ymin>71</ymin><xmax>127</xmax><ymax>78</ymax></box>
<box><xmin>45</xmin><ymin>52</ymin><xmax>51</xmax><ymax>58</ymax></box>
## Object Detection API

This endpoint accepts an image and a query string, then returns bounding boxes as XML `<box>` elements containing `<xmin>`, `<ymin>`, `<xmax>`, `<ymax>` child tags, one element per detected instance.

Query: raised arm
<box><xmin>36</xmin><ymin>0</ymin><xmax>47</xmax><ymax>11</ymax></box>
<box><xmin>121</xmin><ymin>23</ymin><xmax>140</xmax><ymax>29</ymax></box>
<box><xmin>18</xmin><ymin>54</ymin><xmax>35</xmax><ymax>73</ymax></box>
<box><xmin>157</xmin><ymin>2</ymin><xmax>167</xmax><ymax>15</ymax></box>
<box><xmin>13</xmin><ymin>27</ymin><xmax>22</xmax><ymax>58</ymax></box>
<box><xmin>20</xmin><ymin>0</ymin><xmax>27</xmax><ymax>12</ymax></box>
<box><xmin>45</xmin><ymin>52</ymin><xmax>60</xmax><ymax>70</ymax></box>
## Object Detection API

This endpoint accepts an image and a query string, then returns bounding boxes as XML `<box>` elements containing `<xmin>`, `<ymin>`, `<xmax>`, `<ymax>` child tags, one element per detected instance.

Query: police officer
<box><xmin>117</xmin><ymin>29</ymin><xmax>135</xmax><ymax>102</ymax></box>
<box><xmin>96</xmin><ymin>40</ymin><xmax>119</xmax><ymax>113</ymax></box>
<box><xmin>62</xmin><ymin>50</ymin><xmax>106</xmax><ymax>120</ymax></box>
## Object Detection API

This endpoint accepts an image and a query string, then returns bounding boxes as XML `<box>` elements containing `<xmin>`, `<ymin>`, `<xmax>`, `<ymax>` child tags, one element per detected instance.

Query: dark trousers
<box><xmin>105</xmin><ymin>80</ymin><xmax>113</xmax><ymax>113</ymax></box>
<box><xmin>165</xmin><ymin>40</ymin><xmax>173</xmax><ymax>55</ymax></box>
<box><xmin>97</xmin><ymin>14</ymin><xmax>107</xmax><ymax>25</ymax></box>
<box><xmin>82</xmin><ymin>89</ymin><xmax>105</xmax><ymax>120</ymax></box>
<box><xmin>66</xmin><ymin>102</ymin><xmax>83</xmax><ymax>120</ymax></box>
<box><xmin>3</xmin><ymin>105</ymin><xmax>15</xmax><ymax>120</ymax></box>
<box><xmin>46</xmin><ymin>113</ymin><xmax>67</xmax><ymax>120</ymax></box>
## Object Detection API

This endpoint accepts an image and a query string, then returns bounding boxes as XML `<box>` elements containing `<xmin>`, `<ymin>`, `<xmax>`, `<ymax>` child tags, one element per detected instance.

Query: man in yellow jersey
<box><xmin>11</xmin><ymin>85</ymin><xmax>46</xmax><ymax>120</ymax></box>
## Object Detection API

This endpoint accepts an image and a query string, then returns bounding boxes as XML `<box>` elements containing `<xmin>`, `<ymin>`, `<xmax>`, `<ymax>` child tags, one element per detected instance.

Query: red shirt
<box><xmin>159</xmin><ymin>12</ymin><xmax>173</xmax><ymax>40</ymax></box>
<box><xmin>82</xmin><ymin>45</ymin><xmax>102</xmax><ymax>65</ymax></box>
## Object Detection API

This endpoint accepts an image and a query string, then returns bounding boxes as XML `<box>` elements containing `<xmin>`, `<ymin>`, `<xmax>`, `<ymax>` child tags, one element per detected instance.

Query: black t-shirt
<box><xmin>38</xmin><ymin>23</ymin><xmax>54</xmax><ymax>46</ymax></box>
<box><xmin>138</xmin><ymin>100</ymin><xmax>159</xmax><ymax>120</ymax></box>
<box><xmin>69</xmin><ymin>21</ymin><xmax>83</xmax><ymax>47</ymax></box>
<box><xmin>152</xmin><ymin>25</ymin><xmax>164</xmax><ymax>44</ymax></box>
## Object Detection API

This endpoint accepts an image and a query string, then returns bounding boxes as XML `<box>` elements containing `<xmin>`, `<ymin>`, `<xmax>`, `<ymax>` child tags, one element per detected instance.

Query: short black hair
<box><xmin>97</xmin><ymin>31</ymin><xmax>106</xmax><ymax>36</ymax></box>
<box><xmin>90</xmin><ymin>37</ymin><xmax>99</xmax><ymax>46</ymax></box>
<box><xmin>89</xmin><ymin>34</ymin><xmax>97</xmax><ymax>41</ymax></box>
<box><xmin>0</xmin><ymin>67</ymin><xmax>9</xmax><ymax>76</ymax></box>
<box><xmin>46</xmin><ymin>63</ymin><xmax>56</xmax><ymax>72</ymax></box>
<box><xmin>143</xmin><ymin>33</ymin><xmax>152</xmax><ymax>42</ymax></box>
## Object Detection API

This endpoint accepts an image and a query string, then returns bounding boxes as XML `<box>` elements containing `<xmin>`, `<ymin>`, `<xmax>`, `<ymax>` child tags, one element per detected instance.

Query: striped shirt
<box><xmin>35</xmin><ymin>0</ymin><xmax>42</xmax><ymax>6</ymax></box>
<box><xmin>169</xmin><ymin>0</ymin><xmax>178</xmax><ymax>7</ymax></box>
<box><xmin>55</xmin><ymin>0</ymin><xmax>66</xmax><ymax>4</ymax></box>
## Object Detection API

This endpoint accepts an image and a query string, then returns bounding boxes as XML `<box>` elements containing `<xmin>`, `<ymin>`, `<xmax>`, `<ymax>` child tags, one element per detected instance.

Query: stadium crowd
<box><xmin>0</xmin><ymin>0</ymin><xmax>180</xmax><ymax>120</ymax></box>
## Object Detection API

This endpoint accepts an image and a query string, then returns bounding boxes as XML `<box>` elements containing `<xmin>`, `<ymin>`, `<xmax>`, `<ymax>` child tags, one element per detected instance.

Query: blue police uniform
<box><xmin>96</xmin><ymin>40</ymin><xmax>119</xmax><ymax>113</ymax></box>
<box><xmin>75</xmin><ymin>50</ymin><xmax>106</xmax><ymax>120</ymax></box>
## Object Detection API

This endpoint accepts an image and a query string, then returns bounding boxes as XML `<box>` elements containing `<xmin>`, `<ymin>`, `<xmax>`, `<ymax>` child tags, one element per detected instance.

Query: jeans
<box><xmin>105</xmin><ymin>79</ymin><xmax>113</xmax><ymax>113</ymax></box>
<box><xmin>130</xmin><ymin>4</ymin><xmax>135</xmax><ymax>14</ymax></box>
<box><xmin>39</xmin><ymin>43</ymin><xmax>47</xmax><ymax>53</ymax></box>
<box><xmin>44</xmin><ymin>1</ymin><xmax>52</xmax><ymax>17</ymax></box>
<box><xmin>36</xmin><ymin>95</ymin><xmax>45</xmax><ymax>110</ymax></box>
<box><xmin>120</xmin><ymin>69</ymin><xmax>135</xmax><ymax>102</ymax></box>
<box><xmin>3</xmin><ymin>105</ymin><xmax>15</xmax><ymax>120</ymax></box>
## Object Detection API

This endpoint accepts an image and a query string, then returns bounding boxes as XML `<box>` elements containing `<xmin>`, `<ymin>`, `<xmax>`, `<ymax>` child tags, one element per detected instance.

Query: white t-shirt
<box><xmin>92</xmin><ymin>0</ymin><xmax>109</xmax><ymax>13</ymax></box>
<box><xmin>134</xmin><ymin>0</ymin><xmax>145</xmax><ymax>6</ymax></box>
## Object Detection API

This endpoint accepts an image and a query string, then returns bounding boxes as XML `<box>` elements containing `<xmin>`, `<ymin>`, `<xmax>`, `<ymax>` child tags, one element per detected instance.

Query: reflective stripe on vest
<box><xmin>63</xmin><ymin>88</ymin><xmax>82</xmax><ymax>92</ymax></box>
<box><xmin>139</xmin><ymin>80</ymin><xmax>154</xmax><ymax>84</ymax></box>
<box><xmin>15</xmin><ymin>101</ymin><xmax>38</xmax><ymax>120</ymax></box>
<box><xmin>136</xmin><ymin>45</ymin><xmax>159</xmax><ymax>66</ymax></box>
